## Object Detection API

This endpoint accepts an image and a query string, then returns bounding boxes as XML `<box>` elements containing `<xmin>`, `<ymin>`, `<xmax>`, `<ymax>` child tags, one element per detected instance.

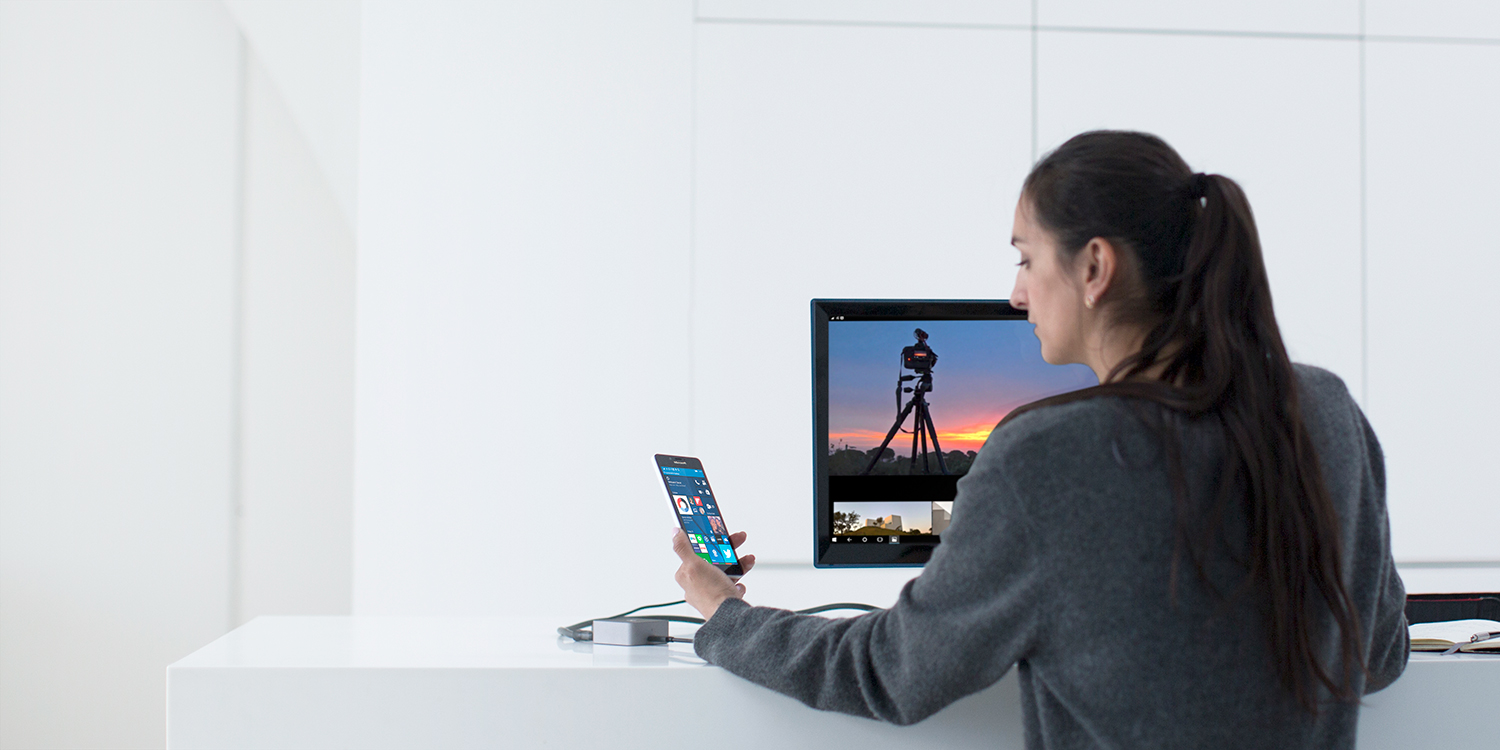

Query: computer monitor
<box><xmin>811</xmin><ymin>299</ymin><xmax>1098</xmax><ymax>566</ymax></box>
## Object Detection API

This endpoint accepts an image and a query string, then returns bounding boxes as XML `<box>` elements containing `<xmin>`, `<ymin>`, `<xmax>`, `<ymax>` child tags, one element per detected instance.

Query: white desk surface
<box><xmin>170</xmin><ymin>614</ymin><xmax>708</xmax><ymax>671</ymax></box>
<box><xmin>168</xmin><ymin>614</ymin><xmax>1499</xmax><ymax>750</ymax></box>
<box><xmin>168</xmin><ymin>612</ymin><xmax>1500</xmax><ymax>671</ymax></box>
<box><xmin>168</xmin><ymin>564</ymin><xmax>1500</xmax><ymax>749</ymax></box>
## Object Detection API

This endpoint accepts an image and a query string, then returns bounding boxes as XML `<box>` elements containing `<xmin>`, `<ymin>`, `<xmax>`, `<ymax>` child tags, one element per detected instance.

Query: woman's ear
<box><xmin>1081</xmin><ymin>237</ymin><xmax>1120</xmax><ymax>306</ymax></box>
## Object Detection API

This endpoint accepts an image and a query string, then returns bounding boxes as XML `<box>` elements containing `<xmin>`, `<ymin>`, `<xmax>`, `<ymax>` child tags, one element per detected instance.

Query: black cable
<box><xmin>557</xmin><ymin>601</ymin><xmax>882</xmax><ymax>644</ymax></box>
<box><xmin>795</xmin><ymin>602</ymin><xmax>880</xmax><ymax>616</ymax></box>
<box><xmin>647</xmin><ymin>635</ymin><xmax>697</xmax><ymax>644</ymax></box>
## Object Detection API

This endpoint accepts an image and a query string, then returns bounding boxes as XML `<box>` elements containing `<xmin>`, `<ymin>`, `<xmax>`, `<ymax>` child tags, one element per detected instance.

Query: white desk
<box><xmin>168</xmin><ymin>613</ymin><xmax>1498</xmax><ymax>750</ymax></box>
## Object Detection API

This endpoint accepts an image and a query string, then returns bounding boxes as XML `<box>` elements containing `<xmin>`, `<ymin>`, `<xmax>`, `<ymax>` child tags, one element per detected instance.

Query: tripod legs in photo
<box><xmin>861</xmin><ymin>393</ymin><xmax>949</xmax><ymax>476</ymax></box>
<box><xmin>862</xmin><ymin>398</ymin><xmax>919</xmax><ymax>475</ymax></box>
<box><xmin>920</xmin><ymin>400</ymin><xmax>949</xmax><ymax>474</ymax></box>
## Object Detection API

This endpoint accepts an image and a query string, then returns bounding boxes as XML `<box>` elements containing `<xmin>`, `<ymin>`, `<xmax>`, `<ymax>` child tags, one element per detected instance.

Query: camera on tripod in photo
<box><xmin>861</xmin><ymin>328</ymin><xmax>949</xmax><ymax>476</ymax></box>
<box><xmin>901</xmin><ymin>328</ymin><xmax>937</xmax><ymax>373</ymax></box>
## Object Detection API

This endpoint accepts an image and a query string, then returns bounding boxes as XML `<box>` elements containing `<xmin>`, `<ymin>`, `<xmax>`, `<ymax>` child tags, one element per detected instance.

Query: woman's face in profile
<box><xmin>1010</xmin><ymin>198</ymin><xmax>1085</xmax><ymax>366</ymax></box>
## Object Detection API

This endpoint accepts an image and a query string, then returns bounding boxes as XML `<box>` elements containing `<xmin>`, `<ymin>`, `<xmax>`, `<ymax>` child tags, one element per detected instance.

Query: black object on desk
<box><xmin>1406</xmin><ymin>593</ymin><xmax>1500</xmax><ymax>624</ymax></box>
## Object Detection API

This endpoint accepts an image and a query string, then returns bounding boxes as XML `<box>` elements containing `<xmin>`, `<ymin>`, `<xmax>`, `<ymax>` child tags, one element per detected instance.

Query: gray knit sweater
<box><xmin>694</xmin><ymin>365</ymin><xmax>1408</xmax><ymax>748</ymax></box>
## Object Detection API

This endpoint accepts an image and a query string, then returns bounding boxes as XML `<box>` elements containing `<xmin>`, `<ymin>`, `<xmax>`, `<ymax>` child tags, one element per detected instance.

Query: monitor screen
<box><xmin>812</xmin><ymin>300</ymin><xmax>1097</xmax><ymax>566</ymax></box>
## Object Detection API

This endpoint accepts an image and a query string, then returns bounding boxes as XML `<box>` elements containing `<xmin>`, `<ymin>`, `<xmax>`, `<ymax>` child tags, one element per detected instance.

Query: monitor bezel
<box><xmin>811</xmin><ymin>299</ymin><xmax>1028</xmax><ymax>568</ymax></box>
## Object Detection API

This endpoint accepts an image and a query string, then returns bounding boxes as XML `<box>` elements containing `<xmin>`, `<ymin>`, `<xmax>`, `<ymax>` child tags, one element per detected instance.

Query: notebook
<box><xmin>1409</xmin><ymin>619</ymin><xmax>1500</xmax><ymax>653</ymax></box>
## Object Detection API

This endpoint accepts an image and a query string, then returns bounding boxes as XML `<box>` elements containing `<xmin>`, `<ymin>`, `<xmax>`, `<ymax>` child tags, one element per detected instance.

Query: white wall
<box><xmin>225</xmin><ymin>0</ymin><xmax>362</xmax><ymax>231</ymax></box>
<box><xmin>228</xmin><ymin>0</ymin><xmax>360</xmax><ymax>625</ymax></box>
<box><xmin>355</xmin><ymin>0</ymin><xmax>696</xmax><ymax>616</ymax></box>
<box><xmin>1365</xmin><ymin>37</ymin><xmax>1500</xmax><ymax>563</ymax></box>
<box><xmin>0</xmin><ymin>4</ymin><xmax>241</xmax><ymax>748</ymax></box>
<box><xmin>0</xmin><ymin>3</ymin><xmax>358</xmax><ymax>748</ymax></box>
<box><xmin>1036</xmin><ymin>32</ymin><xmax>1363</xmax><ymax>397</ymax></box>
<box><xmin>236</xmin><ymin>54</ymin><xmax>356</xmax><ymax>625</ymax></box>
<box><xmin>356</xmin><ymin>0</ymin><xmax>1500</xmax><ymax>621</ymax></box>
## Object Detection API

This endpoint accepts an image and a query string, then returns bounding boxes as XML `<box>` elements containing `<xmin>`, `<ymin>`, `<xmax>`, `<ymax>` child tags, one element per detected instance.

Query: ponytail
<box><xmin>1010</xmin><ymin>131</ymin><xmax>1366</xmax><ymax>713</ymax></box>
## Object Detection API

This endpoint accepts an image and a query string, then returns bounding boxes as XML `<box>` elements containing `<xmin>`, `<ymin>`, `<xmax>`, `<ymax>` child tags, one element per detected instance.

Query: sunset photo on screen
<box><xmin>826</xmin><ymin>320</ymin><xmax>1096</xmax><ymax>477</ymax></box>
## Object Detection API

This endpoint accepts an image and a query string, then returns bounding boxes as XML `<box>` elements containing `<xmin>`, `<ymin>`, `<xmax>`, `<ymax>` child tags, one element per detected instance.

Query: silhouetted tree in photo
<box><xmin>827</xmin><ymin>444</ymin><xmax>894</xmax><ymax>475</ymax></box>
<box><xmin>831</xmin><ymin>510</ymin><xmax>862</xmax><ymax>533</ymax></box>
<box><xmin>827</xmin><ymin>443</ymin><xmax>980</xmax><ymax>476</ymax></box>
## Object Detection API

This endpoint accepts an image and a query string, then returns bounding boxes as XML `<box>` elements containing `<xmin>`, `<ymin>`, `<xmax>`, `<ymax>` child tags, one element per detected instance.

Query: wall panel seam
<box><xmin>695</xmin><ymin>17</ymin><xmax>1026</xmax><ymax>32</ymax></box>
<box><xmin>1366</xmin><ymin>34</ymin><xmax>1500</xmax><ymax>46</ymax></box>
<box><xmin>694</xmin><ymin>18</ymin><xmax>1500</xmax><ymax>46</ymax></box>
<box><xmin>1029</xmin><ymin>0</ymin><xmax>1038</xmax><ymax>164</ymax></box>
<box><xmin>1359</xmin><ymin>0</ymin><xmax>1368</xmax><ymax>408</ymax></box>
<box><xmin>1037</xmin><ymin>25</ymin><xmax>1358</xmax><ymax>41</ymax></box>
<box><xmin>228</xmin><ymin>33</ymin><xmax>250</xmax><ymax>631</ymax></box>
<box><xmin>689</xmin><ymin>0</ymin><xmax>699</xmax><ymax>453</ymax></box>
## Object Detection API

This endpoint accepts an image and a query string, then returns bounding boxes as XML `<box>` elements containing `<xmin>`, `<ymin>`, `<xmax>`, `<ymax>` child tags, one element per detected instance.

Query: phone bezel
<box><xmin>655</xmin><ymin>453</ymin><xmax>744</xmax><ymax>577</ymax></box>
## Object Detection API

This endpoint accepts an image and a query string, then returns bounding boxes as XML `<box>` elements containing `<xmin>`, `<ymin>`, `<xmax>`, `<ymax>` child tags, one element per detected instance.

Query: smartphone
<box><xmin>655</xmin><ymin>454</ymin><xmax>744</xmax><ymax>577</ymax></box>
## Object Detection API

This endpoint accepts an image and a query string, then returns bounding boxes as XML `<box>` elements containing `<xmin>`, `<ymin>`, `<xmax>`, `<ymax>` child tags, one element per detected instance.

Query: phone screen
<box><xmin>655</xmin><ymin>454</ymin><xmax>742</xmax><ymax>574</ymax></box>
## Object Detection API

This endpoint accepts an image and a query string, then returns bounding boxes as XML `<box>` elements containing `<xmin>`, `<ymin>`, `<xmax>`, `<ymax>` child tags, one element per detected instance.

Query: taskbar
<box><xmin>829</xmin><ymin>533</ymin><xmax>940</xmax><ymax>545</ymax></box>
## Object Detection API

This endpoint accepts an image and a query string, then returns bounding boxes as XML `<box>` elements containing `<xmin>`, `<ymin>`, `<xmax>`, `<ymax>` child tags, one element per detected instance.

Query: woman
<box><xmin>670</xmin><ymin>131</ymin><xmax>1408</xmax><ymax>748</ymax></box>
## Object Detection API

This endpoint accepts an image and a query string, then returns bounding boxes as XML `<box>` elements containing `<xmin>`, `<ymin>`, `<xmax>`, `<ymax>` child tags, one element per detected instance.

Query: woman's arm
<box><xmin>1356</xmin><ymin>410</ymin><xmax>1410</xmax><ymax>694</ymax></box>
<box><xmin>673</xmin><ymin>447</ymin><xmax>1048</xmax><ymax>725</ymax></box>
<box><xmin>1363</xmin><ymin>552</ymin><xmax>1409</xmax><ymax>694</ymax></box>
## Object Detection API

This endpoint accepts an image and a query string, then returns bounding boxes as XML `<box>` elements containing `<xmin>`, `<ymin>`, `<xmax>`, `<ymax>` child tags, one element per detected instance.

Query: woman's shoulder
<box><xmin>984</xmin><ymin>391</ymin><xmax>1136</xmax><ymax>463</ymax></box>
<box><xmin>967</xmin><ymin>393</ymin><xmax>1162</xmax><ymax>521</ymax></box>
<box><xmin>985</xmin><ymin>364</ymin><xmax>1360</xmax><ymax>460</ymax></box>
<box><xmin>1289</xmin><ymin>363</ymin><xmax>1365</xmax><ymax>433</ymax></box>
<box><xmin>1291</xmin><ymin>362</ymin><xmax>1353</xmax><ymax>402</ymax></box>
<box><xmin>1289</xmin><ymin>363</ymin><xmax>1371</xmax><ymax>457</ymax></box>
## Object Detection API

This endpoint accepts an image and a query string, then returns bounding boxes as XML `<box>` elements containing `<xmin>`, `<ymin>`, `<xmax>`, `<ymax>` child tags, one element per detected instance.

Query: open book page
<box><xmin>1409</xmin><ymin>619</ymin><xmax>1500</xmax><ymax>651</ymax></box>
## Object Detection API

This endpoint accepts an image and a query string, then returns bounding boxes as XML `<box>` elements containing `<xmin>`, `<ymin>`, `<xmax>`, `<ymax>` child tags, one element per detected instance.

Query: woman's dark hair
<box><xmin>1007</xmin><ymin>130</ymin><xmax>1364</xmax><ymax>712</ymax></box>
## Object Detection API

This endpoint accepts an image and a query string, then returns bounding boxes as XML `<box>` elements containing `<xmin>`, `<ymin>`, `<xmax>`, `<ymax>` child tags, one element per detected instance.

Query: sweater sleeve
<box><xmin>691</xmin><ymin>438</ymin><xmax>1048</xmax><ymax>725</ymax></box>
<box><xmin>1357</xmin><ymin>408</ymin><xmax>1410</xmax><ymax>694</ymax></box>
<box><xmin>1363</xmin><ymin>552</ymin><xmax>1409</xmax><ymax>694</ymax></box>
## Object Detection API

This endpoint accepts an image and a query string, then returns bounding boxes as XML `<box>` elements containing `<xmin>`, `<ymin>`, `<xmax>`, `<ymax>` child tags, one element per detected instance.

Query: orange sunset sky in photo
<box><xmin>830</xmin><ymin>420</ymin><xmax>1008</xmax><ymax>455</ymax></box>
<box><xmin>827</xmin><ymin>320</ymin><xmax>1097</xmax><ymax>459</ymax></box>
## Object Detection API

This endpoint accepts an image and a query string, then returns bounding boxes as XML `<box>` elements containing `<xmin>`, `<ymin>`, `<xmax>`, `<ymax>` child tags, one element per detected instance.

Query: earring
<box><xmin>1085</xmin><ymin>296</ymin><xmax>1095</xmax><ymax>309</ymax></box>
